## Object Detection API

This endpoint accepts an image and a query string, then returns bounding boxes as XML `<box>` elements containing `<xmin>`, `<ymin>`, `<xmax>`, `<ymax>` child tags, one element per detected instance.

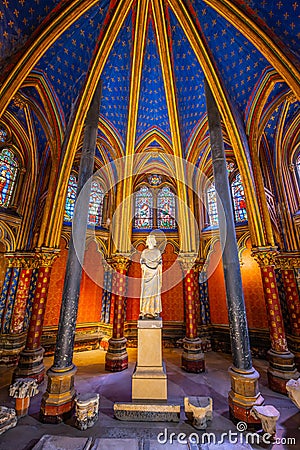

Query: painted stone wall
<box><xmin>208</xmin><ymin>238</ymin><xmax>268</xmax><ymax>329</ymax></box>
<box><xmin>44</xmin><ymin>238</ymin><xmax>103</xmax><ymax>326</ymax></box>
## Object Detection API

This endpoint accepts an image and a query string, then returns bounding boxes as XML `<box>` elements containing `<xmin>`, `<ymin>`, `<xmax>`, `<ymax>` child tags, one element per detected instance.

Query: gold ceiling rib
<box><xmin>42</xmin><ymin>0</ymin><xmax>135</xmax><ymax>248</ymax></box>
<box><xmin>115</xmin><ymin>0</ymin><xmax>150</xmax><ymax>254</ymax></box>
<box><xmin>151</xmin><ymin>0</ymin><xmax>195</xmax><ymax>253</ymax></box>
<box><xmin>204</xmin><ymin>0</ymin><xmax>300</xmax><ymax>100</ymax></box>
<box><xmin>168</xmin><ymin>0</ymin><xmax>266</xmax><ymax>247</ymax></box>
<box><xmin>0</xmin><ymin>0</ymin><xmax>100</xmax><ymax>118</ymax></box>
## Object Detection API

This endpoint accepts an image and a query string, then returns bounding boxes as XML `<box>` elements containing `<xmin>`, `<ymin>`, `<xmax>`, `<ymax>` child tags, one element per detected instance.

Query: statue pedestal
<box><xmin>132</xmin><ymin>319</ymin><xmax>167</xmax><ymax>401</ymax></box>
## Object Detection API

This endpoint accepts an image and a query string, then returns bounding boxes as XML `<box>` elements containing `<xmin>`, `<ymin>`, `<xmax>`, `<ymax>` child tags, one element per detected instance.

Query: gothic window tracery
<box><xmin>231</xmin><ymin>173</ymin><xmax>248</xmax><ymax>223</ymax></box>
<box><xmin>134</xmin><ymin>185</ymin><xmax>153</xmax><ymax>229</ymax></box>
<box><xmin>134</xmin><ymin>182</ymin><xmax>176</xmax><ymax>230</ymax></box>
<box><xmin>0</xmin><ymin>148</ymin><xmax>19</xmax><ymax>208</ymax></box>
<box><xmin>205</xmin><ymin>169</ymin><xmax>247</xmax><ymax>227</ymax></box>
<box><xmin>64</xmin><ymin>174</ymin><xmax>104</xmax><ymax>227</ymax></box>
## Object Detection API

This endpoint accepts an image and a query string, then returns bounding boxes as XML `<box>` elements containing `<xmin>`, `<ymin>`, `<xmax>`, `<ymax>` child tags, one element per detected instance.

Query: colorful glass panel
<box><xmin>134</xmin><ymin>186</ymin><xmax>153</xmax><ymax>229</ymax></box>
<box><xmin>296</xmin><ymin>154</ymin><xmax>300</xmax><ymax>180</ymax></box>
<box><xmin>0</xmin><ymin>127</ymin><xmax>8</xmax><ymax>143</ymax></box>
<box><xmin>231</xmin><ymin>173</ymin><xmax>247</xmax><ymax>222</ymax></box>
<box><xmin>88</xmin><ymin>180</ymin><xmax>104</xmax><ymax>227</ymax></box>
<box><xmin>0</xmin><ymin>148</ymin><xmax>18</xmax><ymax>207</ymax></box>
<box><xmin>207</xmin><ymin>182</ymin><xmax>218</xmax><ymax>226</ymax></box>
<box><xmin>64</xmin><ymin>174</ymin><xmax>77</xmax><ymax>222</ymax></box>
<box><xmin>148</xmin><ymin>174</ymin><xmax>162</xmax><ymax>186</ymax></box>
<box><xmin>157</xmin><ymin>186</ymin><xmax>176</xmax><ymax>229</ymax></box>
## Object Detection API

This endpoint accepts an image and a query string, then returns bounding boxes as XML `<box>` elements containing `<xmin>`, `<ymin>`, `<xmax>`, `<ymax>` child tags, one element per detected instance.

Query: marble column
<box><xmin>252</xmin><ymin>248</ymin><xmax>298</xmax><ymax>394</ymax></box>
<box><xmin>40</xmin><ymin>81</ymin><xmax>102</xmax><ymax>423</ymax></box>
<box><xmin>179</xmin><ymin>254</ymin><xmax>205</xmax><ymax>373</ymax></box>
<box><xmin>205</xmin><ymin>79</ymin><xmax>263</xmax><ymax>424</ymax></box>
<box><xmin>14</xmin><ymin>249</ymin><xmax>59</xmax><ymax>383</ymax></box>
<box><xmin>105</xmin><ymin>255</ymin><xmax>130</xmax><ymax>372</ymax></box>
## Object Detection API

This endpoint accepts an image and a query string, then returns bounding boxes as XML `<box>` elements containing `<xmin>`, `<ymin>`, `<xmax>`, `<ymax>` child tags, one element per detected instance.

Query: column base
<box><xmin>40</xmin><ymin>364</ymin><xmax>77</xmax><ymax>423</ymax></box>
<box><xmin>14</xmin><ymin>347</ymin><xmax>45</xmax><ymax>384</ymax></box>
<box><xmin>181</xmin><ymin>337</ymin><xmax>205</xmax><ymax>373</ymax></box>
<box><xmin>228</xmin><ymin>366</ymin><xmax>264</xmax><ymax>426</ymax></box>
<box><xmin>105</xmin><ymin>337</ymin><xmax>128</xmax><ymax>372</ymax></box>
<box><xmin>267</xmin><ymin>349</ymin><xmax>299</xmax><ymax>394</ymax></box>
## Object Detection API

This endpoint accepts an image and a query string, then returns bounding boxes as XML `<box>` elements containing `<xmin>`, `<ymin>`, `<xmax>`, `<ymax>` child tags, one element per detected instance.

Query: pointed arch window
<box><xmin>64</xmin><ymin>175</ymin><xmax>105</xmax><ymax>227</ymax></box>
<box><xmin>205</xmin><ymin>171</ymin><xmax>247</xmax><ymax>228</ymax></box>
<box><xmin>134</xmin><ymin>186</ymin><xmax>153</xmax><ymax>229</ymax></box>
<box><xmin>0</xmin><ymin>148</ymin><xmax>19</xmax><ymax>208</ymax></box>
<box><xmin>207</xmin><ymin>182</ymin><xmax>219</xmax><ymax>227</ymax></box>
<box><xmin>231</xmin><ymin>173</ymin><xmax>247</xmax><ymax>223</ymax></box>
<box><xmin>88</xmin><ymin>180</ymin><xmax>104</xmax><ymax>227</ymax></box>
<box><xmin>157</xmin><ymin>186</ymin><xmax>176</xmax><ymax>229</ymax></box>
<box><xmin>64</xmin><ymin>174</ymin><xmax>77</xmax><ymax>223</ymax></box>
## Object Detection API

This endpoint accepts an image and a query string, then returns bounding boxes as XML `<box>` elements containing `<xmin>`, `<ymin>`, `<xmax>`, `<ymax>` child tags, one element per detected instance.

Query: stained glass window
<box><xmin>0</xmin><ymin>127</ymin><xmax>8</xmax><ymax>143</ymax></box>
<box><xmin>88</xmin><ymin>180</ymin><xmax>104</xmax><ymax>227</ymax></box>
<box><xmin>157</xmin><ymin>186</ymin><xmax>176</xmax><ymax>229</ymax></box>
<box><xmin>134</xmin><ymin>186</ymin><xmax>153</xmax><ymax>229</ymax></box>
<box><xmin>64</xmin><ymin>174</ymin><xmax>77</xmax><ymax>222</ymax></box>
<box><xmin>207</xmin><ymin>182</ymin><xmax>218</xmax><ymax>226</ymax></box>
<box><xmin>231</xmin><ymin>173</ymin><xmax>247</xmax><ymax>222</ymax></box>
<box><xmin>296</xmin><ymin>154</ymin><xmax>300</xmax><ymax>180</ymax></box>
<box><xmin>0</xmin><ymin>148</ymin><xmax>18</xmax><ymax>208</ymax></box>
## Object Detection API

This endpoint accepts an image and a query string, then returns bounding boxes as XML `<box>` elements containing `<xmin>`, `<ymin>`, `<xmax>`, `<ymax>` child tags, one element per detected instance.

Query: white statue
<box><xmin>140</xmin><ymin>235</ymin><xmax>162</xmax><ymax>319</ymax></box>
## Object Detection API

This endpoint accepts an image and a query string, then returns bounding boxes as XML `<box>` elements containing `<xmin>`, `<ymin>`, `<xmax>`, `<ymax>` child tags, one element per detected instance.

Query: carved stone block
<box><xmin>75</xmin><ymin>393</ymin><xmax>100</xmax><ymax>430</ymax></box>
<box><xmin>0</xmin><ymin>406</ymin><xmax>17</xmax><ymax>435</ymax></box>
<box><xmin>286</xmin><ymin>378</ymin><xmax>300</xmax><ymax>409</ymax></box>
<box><xmin>250</xmin><ymin>405</ymin><xmax>280</xmax><ymax>437</ymax></box>
<box><xmin>184</xmin><ymin>396</ymin><xmax>213</xmax><ymax>429</ymax></box>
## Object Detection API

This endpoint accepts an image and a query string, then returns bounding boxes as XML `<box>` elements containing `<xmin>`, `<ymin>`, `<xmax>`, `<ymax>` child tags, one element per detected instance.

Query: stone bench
<box><xmin>184</xmin><ymin>396</ymin><xmax>213</xmax><ymax>429</ymax></box>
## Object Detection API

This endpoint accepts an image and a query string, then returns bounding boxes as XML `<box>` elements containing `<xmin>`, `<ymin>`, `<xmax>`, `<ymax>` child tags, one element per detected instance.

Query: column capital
<box><xmin>34</xmin><ymin>247</ymin><xmax>60</xmax><ymax>267</ymax></box>
<box><xmin>178</xmin><ymin>253</ymin><xmax>198</xmax><ymax>273</ymax></box>
<box><xmin>276</xmin><ymin>253</ymin><xmax>300</xmax><ymax>270</ymax></box>
<box><xmin>251</xmin><ymin>247</ymin><xmax>279</xmax><ymax>267</ymax></box>
<box><xmin>5</xmin><ymin>252</ymin><xmax>36</xmax><ymax>269</ymax></box>
<box><xmin>110</xmin><ymin>253</ymin><xmax>131</xmax><ymax>272</ymax></box>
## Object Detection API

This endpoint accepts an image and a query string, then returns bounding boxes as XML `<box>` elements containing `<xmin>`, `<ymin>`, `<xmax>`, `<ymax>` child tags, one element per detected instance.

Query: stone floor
<box><xmin>0</xmin><ymin>348</ymin><xmax>299</xmax><ymax>449</ymax></box>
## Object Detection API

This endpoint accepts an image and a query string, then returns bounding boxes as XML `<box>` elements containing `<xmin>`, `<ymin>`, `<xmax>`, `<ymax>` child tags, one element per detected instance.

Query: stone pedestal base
<box><xmin>15</xmin><ymin>396</ymin><xmax>30</xmax><ymax>417</ymax></box>
<box><xmin>40</xmin><ymin>364</ymin><xmax>77</xmax><ymax>423</ymax></box>
<box><xmin>14</xmin><ymin>347</ymin><xmax>45</xmax><ymax>384</ymax></box>
<box><xmin>267</xmin><ymin>349</ymin><xmax>299</xmax><ymax>394</ymax></box>
<box><xmin>181</xmin><ymin>337</ymin><xmax>205</xmax><ymax>373</ymax></box>
<box><xmin>132</xmin><ymin>319</ymin><xmax>167</xmax><ymax>401</ymax></box>
<box><xmin>105</xmin><ymin>337</ymin><xmax>128</xmax><ymax>372</ymax></box>
<box><xmin>228</xmin><ymin>366</ymin><xmax>264</xmax><ymax>426</ymax></box>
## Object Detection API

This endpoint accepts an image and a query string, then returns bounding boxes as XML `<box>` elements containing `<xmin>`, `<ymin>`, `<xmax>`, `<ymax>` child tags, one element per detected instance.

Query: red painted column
<box><xmin>278</xmin><ymin>256</ymin><xmax>300</xmax><ymax>337</ymax></box>
<box><xmin>252</xmin><ymin>248</ymin><xmax>298</xmax><ymax>394</ymax></box>
<box><xmin>14</xmin><ymin>249</ymin><xmax>59</xmax><ymax>383</ymax></box>
<box><xmin>180</xmin><ymin>255</ymin><xmax>205</xmax><ymax>373</ymax></box>
<box><xmin>10</xmin><ymin>265</ymin><xmax>33</xmax><ymax>334</ymax></box>
<box><xmin>105</xmin><ymin>255</ymin><xmax>130</xmax><ymax>372</ymax></box>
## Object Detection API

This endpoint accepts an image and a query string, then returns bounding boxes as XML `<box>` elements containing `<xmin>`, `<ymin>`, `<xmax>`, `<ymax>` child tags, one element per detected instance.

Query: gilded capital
<box><xmin>178</xmin><ymin>253</ymin><xmax>198</xmax><ymax>273</ymax></box>
<box><xmin>5</xmin><ymin>252</ymin><xmax>36</xmax><ymax>269</ymax></box>
<box><xmin>251</xmin><ymin>247</ymin><xmax>278</xmax><ymax>267</ymax></box>
<box><xmin>111</xmin><ymin>254</ymin><xmax>131</xmax><ymax>272</ymax></box>
<box><xmin>276</xmin><ymin>254</ymin><xmax>300</xmax><ymax>270</ymax></box>
<box><xmin>35</xmin><ymin>248</ymin><xmax>60</xmax><ymax>267</ymax></box>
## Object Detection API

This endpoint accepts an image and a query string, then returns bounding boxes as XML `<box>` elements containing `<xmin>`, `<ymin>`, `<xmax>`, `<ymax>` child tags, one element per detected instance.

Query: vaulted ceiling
<box><xmin>0</xmin><ymin>0</ymin><xmax>299</xmax><ymax>172</ymax></box>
